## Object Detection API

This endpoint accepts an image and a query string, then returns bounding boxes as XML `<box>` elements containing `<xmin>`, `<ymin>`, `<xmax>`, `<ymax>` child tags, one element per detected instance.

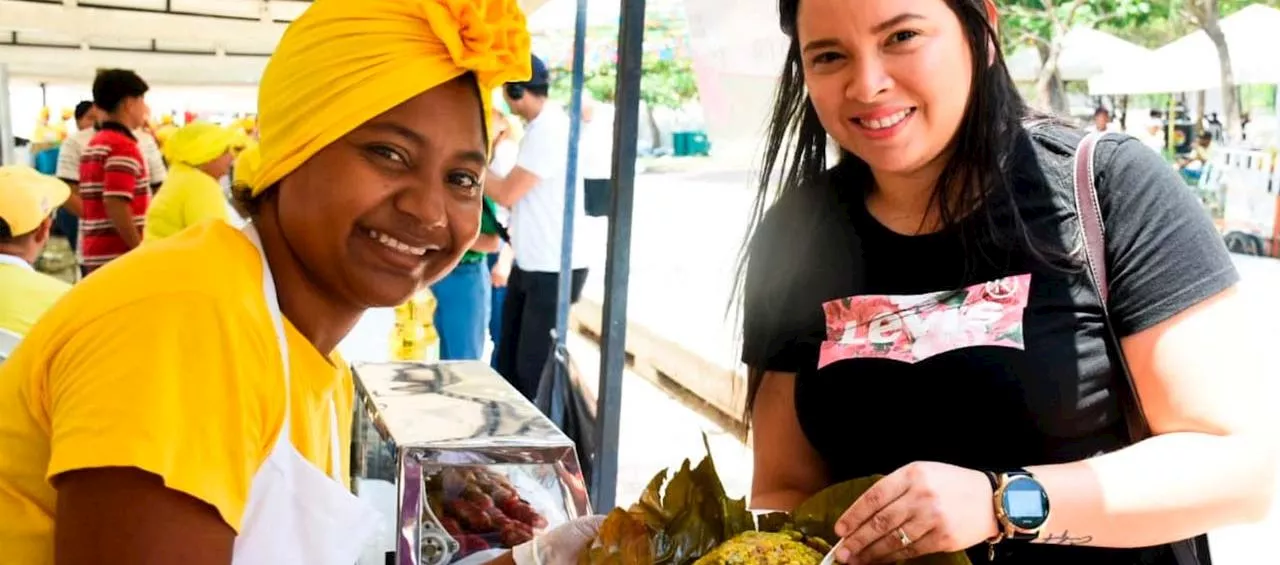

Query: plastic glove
<box><xmin>512</xmin><ymin>515</ymin><xmax>606</xmax><ymax>565</ymax></box>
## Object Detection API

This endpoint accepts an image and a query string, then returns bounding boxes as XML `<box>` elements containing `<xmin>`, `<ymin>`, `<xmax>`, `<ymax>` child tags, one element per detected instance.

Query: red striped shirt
<box><xmin>79</xmin><ymin>122</ymin><xmax>151</xmax><ymax>271</ymax></box>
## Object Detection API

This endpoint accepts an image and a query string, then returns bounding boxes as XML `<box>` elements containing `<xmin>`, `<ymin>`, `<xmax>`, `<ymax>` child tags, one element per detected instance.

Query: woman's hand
<box><xmin>511</xmin><ymin>515</ymin><xmax>605</xmax><ymax>564</ymax></box>
<box><xmin>831</xmin><ymin>462</ymin><xmax>997</xmax><ymax>564</ymax></box>
<box><xmin>491</xmin><ymin>261</ymin><xmax>510</xmax><ymax>288</ymax></box>
<box><xmin>491</xmin><ymin>246</ymin><xmax>513</xmax><ymax>288</ymax></box>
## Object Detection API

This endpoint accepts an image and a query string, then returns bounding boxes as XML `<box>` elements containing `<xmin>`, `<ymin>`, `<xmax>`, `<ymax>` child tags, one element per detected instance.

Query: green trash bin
<box><xmin>687</xmin><ymin>132</ymin><xmax>710</xmax><ymax>156</ymax></box>
<box><xmin>672</xmin><ymin>131</ymin><xmax>690</xmax><ymax>157</ymax></box>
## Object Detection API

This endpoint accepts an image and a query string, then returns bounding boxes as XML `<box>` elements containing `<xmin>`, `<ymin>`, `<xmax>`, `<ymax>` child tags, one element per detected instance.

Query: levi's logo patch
<box><xmin>818</xmin><ymin>273</ymin><xmax>1032</xmax><ymax>368</ymax></box>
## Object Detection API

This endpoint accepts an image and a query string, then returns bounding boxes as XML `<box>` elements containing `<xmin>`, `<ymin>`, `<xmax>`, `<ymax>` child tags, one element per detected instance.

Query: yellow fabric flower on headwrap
<box><xmin>251</xmin><ymin>0</ymin><xmax>533</xmax><ymax>196</ymax></box>
<box><xmin>162</xmin><ymin>122</ymin><xmax>237</xmax><ymax>167</ymax></box>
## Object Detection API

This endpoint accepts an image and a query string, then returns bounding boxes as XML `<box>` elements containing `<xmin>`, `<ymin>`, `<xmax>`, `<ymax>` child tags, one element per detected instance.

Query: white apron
<box><xmin>231</xmin><ymin>225</ymin><xmax>381</xmax><ymax>565</ymax></box>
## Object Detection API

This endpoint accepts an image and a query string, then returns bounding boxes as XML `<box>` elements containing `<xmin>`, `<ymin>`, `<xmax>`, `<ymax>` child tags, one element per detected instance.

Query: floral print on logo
<box><xmin>818</xmin><ymin>273</ymin><xmax>1032</xmax><ymax>368</ymax></box>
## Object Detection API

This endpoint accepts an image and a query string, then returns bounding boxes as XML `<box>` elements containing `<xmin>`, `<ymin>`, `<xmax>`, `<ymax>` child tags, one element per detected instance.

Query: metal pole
<box><xmin>0</xmin><ymin>65</ymin><xmax>14</xmax><ymax>166</ymax></box>
<box><xmin>554</xmin><ymin>0</ymin><xmax>589</xmax><ymax>352</ymax></box>
<box><xmin>590</xmin><ymin>0</ymin><xmax>645</xmax><ymax>510</ymax></box>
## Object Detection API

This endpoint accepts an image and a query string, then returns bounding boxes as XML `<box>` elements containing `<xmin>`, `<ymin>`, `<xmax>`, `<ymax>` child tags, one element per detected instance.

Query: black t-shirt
<box><xmin>741</xmin><ymin>125</ymin><xmax>1238</xmax><ymax>565</ymax></box>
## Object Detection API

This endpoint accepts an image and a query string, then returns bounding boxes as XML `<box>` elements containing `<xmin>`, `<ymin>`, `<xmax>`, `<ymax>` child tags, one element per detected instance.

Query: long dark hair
<box><xmin>736</xmin><ymin>0</ymin><xmax>1056</xmax><ymax>420</ymax></box>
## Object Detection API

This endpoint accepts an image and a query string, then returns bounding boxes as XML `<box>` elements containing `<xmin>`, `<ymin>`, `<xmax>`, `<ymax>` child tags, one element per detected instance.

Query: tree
<box><xmin>551</xmin><ymin>53</ymin><xmax>699</xmax><ymax>150</ymax></box>
<box><xmin>552</xmin><ymin>53</ymin><xmax>698</xmax><ymax>109</ymax></box>
<box><xmin>1183</xmin><ymin>0</ymin><xmax>1240</xmax><ymax>139</ymax></box>
<box><xmin>1000</xmin><ymin>0</ymin><xmax>1156</xmax><ymax>114</ymax></box>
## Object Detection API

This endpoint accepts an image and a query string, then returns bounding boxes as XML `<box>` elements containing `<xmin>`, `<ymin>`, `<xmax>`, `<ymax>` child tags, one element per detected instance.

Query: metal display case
<box><xmin>351</xmin><ymin>361</ymin><xmax>591</xmax><ymax>565</ymax></box>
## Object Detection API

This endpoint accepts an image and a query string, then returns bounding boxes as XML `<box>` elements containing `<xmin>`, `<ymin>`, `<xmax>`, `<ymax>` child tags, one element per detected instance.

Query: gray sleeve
<box><xmin>1097</xmin><ymin>136</ymin><xmax>1239</xmax><ymax>336</ymax></box>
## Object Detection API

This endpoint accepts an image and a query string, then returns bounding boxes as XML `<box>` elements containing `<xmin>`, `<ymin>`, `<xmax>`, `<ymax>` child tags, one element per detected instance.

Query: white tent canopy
<box><xmin>0</xmin><ymin>0</ymin><xmax>550</xmax><ymax>86</ymax></box>
<box><xmin>1089</xmin><ymin>4</ymin><xmax>1280</xmax><ymax>95</ymax></box>
<box><xmin>1006</xmin><ymin>27</ymin><xmax>1153</xmax><ymax>83</ymax></box>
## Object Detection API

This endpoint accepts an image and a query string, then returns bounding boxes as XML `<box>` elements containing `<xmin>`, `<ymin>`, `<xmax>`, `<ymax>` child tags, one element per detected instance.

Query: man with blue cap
<box><xmin>485</xmin><ymin>54</ymin><xmax>592</xmax><ymax>400</ymax></box>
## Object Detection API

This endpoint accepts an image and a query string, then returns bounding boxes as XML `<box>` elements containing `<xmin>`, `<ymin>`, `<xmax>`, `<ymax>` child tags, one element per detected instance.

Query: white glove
<box><xmin>512</xmin><ymin>515</ymin><xmax>606</xmax><ymax>565</ymax></box>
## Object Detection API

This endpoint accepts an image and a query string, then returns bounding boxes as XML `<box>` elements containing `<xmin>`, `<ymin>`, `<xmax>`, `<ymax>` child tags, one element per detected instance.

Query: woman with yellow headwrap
<box><xmin>143</xmin><ymin>121</ymin><xmax>237</xmax><ymax>240</ymax></box>
<box><xmin>0</xmin><ymin>1</ymin><xmax>601</xmax><ymax>564</ymax></box>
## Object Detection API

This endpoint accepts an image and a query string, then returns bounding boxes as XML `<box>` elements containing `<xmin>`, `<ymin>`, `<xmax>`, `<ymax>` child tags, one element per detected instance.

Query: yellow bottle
<box><xmin>391</xmin><ymin>289</ymin><xmax>440</xmax><ymax>362</ymax></box>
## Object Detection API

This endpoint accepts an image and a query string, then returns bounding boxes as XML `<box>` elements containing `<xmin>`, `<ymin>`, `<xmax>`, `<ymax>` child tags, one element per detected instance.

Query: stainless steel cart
<box><xmin>351</xmin><ymin>360</ymin><xmax>591</xmax><ymax>565</ymax></box>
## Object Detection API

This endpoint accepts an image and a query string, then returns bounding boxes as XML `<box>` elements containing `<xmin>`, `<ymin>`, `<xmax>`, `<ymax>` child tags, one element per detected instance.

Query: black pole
<box><xmin>590</xmin><ymin>0</ymin><xmax>646</xmax><ymax>510</ymax></box>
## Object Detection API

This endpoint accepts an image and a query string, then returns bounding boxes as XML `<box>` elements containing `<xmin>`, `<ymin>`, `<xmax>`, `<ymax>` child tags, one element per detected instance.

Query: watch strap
<box><xmin>984</xmin><ymin>471</ymin><xmax>1003</xmax><ymax>561</ymax></box>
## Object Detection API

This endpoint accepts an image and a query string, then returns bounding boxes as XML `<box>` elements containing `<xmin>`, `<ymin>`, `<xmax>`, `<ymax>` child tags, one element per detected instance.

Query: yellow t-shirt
<box><xmin>143</xmin><ymin>163</ymin><xmax>231</xmax><ymax>241</ymax></box>
<box><xmin>0</xmin><ymin>260</ymin><xmax>71</xmax><ymax>337</ymax></box>
<box><xmin>0</xmin><ymin>222</ymin><xmax>355</xmax><ymax>564</ymax></box>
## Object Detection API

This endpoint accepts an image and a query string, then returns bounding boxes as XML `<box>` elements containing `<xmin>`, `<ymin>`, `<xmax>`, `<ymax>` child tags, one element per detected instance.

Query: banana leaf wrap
<box><xmin>579</xmin><ymin>442</ymin><xmax>972</xmax><ymax>565</ymax></box>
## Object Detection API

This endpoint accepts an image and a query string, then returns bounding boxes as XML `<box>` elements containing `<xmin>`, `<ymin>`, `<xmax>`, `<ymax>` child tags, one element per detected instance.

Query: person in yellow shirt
<box><xmin>0</xmin><ymin>0</ymin><xmax>600</xmax><ymax>564</ymax></box>
<box><xmin>0</xmin><ymin>166</ymin><xmax>73</xmax><ymax>338</ymax></box>
<box><xmin>143</xmin><ymin>121</ymin><xmax>236</xmax><ymax>240</ymax></box>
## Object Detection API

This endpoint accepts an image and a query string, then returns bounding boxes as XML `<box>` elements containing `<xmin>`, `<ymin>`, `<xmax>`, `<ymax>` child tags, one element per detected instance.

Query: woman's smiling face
<box><xmin>273</xmin><ymin>75</ymin><xmax>488</xmax><ymax>308</ymax></box>
<box><xmin>796</xmin><ymin>0</ymin><xmax>975</xmax><ymax>177</ymax></box>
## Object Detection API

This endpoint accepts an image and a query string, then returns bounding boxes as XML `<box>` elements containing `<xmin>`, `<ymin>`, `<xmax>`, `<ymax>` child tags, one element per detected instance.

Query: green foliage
<box><xmin>1000</xmin><ymin>0</ymin><xmax>1280</xmax><ymax>53</ymax></box>
<box><xmin>639</xmin><ymin>56</ymin><xmax>699</xmax><ymax>109</ymax></box>
<box><xmin>997</xmin><ymin>0</ymin><xmax>1160</xmax><ymax>54</ymax></box>
<box><xmin>550</xmin><ymin>53</ymin><xmax>699</xmax><ymax>110</ymax></box>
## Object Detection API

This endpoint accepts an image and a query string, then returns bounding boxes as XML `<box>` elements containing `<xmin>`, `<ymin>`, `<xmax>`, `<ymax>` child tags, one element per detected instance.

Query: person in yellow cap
<box><xmin>0</xmin><ymin>166</ymin><xmax>72</xmax><ymax>338</ymax></box>
<box><xmin>0</xmin><ymin>0</ymin><xmax>601</xmax><ymax>564</ymax></box>
<box><xmin>143</xmin><ymin>121</ymin><xmax>236</xmax><ymax>240</ymax></box>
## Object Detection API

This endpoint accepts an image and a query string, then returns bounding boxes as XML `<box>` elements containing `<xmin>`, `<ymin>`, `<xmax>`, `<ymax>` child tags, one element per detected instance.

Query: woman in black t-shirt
<box><xmin>738</xmin><ymin>1</ymin><xmax>1276</xmax><ymax>564</ymax></box>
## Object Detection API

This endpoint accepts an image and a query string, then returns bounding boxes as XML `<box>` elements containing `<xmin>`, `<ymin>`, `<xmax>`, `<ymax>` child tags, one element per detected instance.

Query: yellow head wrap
<box><xmin>162</xmin><ymin>122</ymin><xmax>238</xmax><ymax>167</ymax></box>
<box><xmin>251</xmin><ymin>0</ymin><xmax>533</xmax><ymax>196</ymax></box>
<box><xmin>233</xmin><ymin>142</ymin><xmax>262</xmax><ymax>193</ymax></box>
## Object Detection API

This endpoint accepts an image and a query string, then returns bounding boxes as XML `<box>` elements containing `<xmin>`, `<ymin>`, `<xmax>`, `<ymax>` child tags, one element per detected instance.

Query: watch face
<box><xmin>1001</xmin><ymin>476</ymin><xmax>1050</xmax><ymax>530</ymax></box>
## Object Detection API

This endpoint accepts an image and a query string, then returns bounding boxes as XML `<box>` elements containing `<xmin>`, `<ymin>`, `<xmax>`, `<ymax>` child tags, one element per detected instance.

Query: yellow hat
<box><xmin>154</xmin><ymin>123</ymin><xmax>179</xmax><ymax>147</ymax></box>
<box><xmin>162</xmin><ymin>122</ymin><xmax>237</xmax><ymax>167</ymax></box>
<box><xmin>251</xmin><ymin>0</ymin><xmax>533</xmax><ymax>195</ymax></box>
<box><xmin>0</xmin><ymin>166</ymin><xmax>70</xmax><ymax>237</ymax></box>
<box><xmin>233</xmin><ymin>142</ymin><xmax>262</xmax><ymax>192</ymax></box>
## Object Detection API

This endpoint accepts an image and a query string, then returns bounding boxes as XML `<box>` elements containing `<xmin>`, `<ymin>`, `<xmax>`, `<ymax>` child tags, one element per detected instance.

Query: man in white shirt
<box><xmin>484</xmin><ymin>54</ymin><xmax>590</xmax><ymax>400</ymax></box>
<box><xmin>50</xmin><ymin>101</ymin><xmax>99</xmax><ymax>255</ymax></box>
